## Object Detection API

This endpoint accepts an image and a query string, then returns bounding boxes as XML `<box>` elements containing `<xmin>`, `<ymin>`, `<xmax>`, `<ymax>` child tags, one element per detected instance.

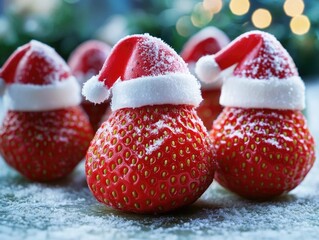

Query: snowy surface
<box><xmin>1</xmin><ymin>78</ymin><xmax>319</xmax><ymax>240</ymax></box>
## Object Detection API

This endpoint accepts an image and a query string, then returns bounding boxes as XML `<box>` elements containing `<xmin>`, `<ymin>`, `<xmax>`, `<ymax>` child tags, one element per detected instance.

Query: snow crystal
<box><xmin>0</xmin><ymin>80</ymin><xmax>318</xmax><ymax>239</ymax></box>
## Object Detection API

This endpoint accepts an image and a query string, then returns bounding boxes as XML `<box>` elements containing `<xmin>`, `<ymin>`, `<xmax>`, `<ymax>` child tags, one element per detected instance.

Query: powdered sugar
<box><xmin>145</xmin><ymin>138</ymin><xmax>165</xmax><ymax>155</ymax></box>
<box><xmin>136</xmin><ymin>34</ymin><xmax>189</xmax><ymax>76</ymax></box>
<box><xmin>234</xmin><ymin>31</ymin><xmax>298</xmax><ymax>79</ymax></box>
<box><xmin>16</xmin><ymin>40</ymin><xmax>71</xmax><ymax>85</ymax></box>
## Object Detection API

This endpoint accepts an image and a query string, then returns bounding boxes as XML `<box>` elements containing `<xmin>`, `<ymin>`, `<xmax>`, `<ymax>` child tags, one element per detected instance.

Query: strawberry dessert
<box><xmin>0</xmin><ymin>40</ymin><xmax>94</xmax><ymax>181</ymax></box>
<box><xmin>68</xmin><ymin>40</ymin><xmax>111</xmax><ymax>131</ymax></box>
<box><xmin>180</xmin><ymin>27</ymin><xmax>229</xmax><ymax>130</ymax></box>
<box><xmin>196</xmin><ymin>31</ymin><xmax>316</xmax><ymax>199</ymax></box>
<box><xmin>82</xmin><ymin>34</ymin><xmax>215</xmax><ymax>214</ymax></box>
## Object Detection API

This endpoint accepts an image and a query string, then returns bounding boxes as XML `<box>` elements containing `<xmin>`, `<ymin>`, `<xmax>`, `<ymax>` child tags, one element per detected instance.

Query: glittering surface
<box><xmin>0</xmin><ymin>80</ymin><xmax>319</xmax><ymax>239</ymax></box>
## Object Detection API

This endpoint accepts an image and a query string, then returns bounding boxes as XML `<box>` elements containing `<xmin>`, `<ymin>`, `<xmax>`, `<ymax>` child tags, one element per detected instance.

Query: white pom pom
<box><xmin>195</xmin><ymin>55</ymin><xmax>221</xmax><ymax>83</ymax></box>
<box><xmin>0</xmin><ymin>78</ymin><xmax>6</xmax><ymax>96</ymax></box>
<box><xmin>82</xmin><ymin>75</ymin><xmax>110</xmax><ymax>104</ymax></box>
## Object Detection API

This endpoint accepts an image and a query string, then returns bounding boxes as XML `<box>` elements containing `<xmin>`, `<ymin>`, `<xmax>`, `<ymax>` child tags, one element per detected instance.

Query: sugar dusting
<box><xmin>15</xmin><ymin>40</ymin><xmax>71</xmax><ymax>85</ymax></box>
<box><xmin>236</xmin><ymin>31</ymin><xmax>298</xmax><ymax>79</ymax></box>
<box><xmin>136</xmin><ymin>34</ymin><xmax>189</xmax><ymax>76</ymax></box>
<box><xmin>0</xmin><ymin>81</ymin><xmax>319</xmax><ymax>239</ymax></box>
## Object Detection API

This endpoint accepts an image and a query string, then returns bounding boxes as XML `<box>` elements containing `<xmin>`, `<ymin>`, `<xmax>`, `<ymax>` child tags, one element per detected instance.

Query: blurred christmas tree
<box><xmin>0</xmin><ymin>0</ymin><xmax>318</xmax><ymax>77</ymax></box>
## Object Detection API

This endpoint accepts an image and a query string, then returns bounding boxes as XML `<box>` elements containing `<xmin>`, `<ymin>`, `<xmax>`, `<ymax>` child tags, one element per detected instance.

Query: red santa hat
<box><xmin>195</xmin><ymin>30</ymin><xmax>305</xmax><ymax>110</ymax></box>
<box><xmin>0</xmin><ymin>40</ymin><xmax>81</xmax><ymax>111</ymax></box>
<box><xmin>82</xmin><ymin>34</ymin><xmax>202</xmax><ymax>111</ymax></box>
<box><xmin>180</xmin><ymin>27</ymin><xmax>230</xmax><ymax>90</ymax></box>
<box><xmin>68</xmin><ymin>40</ymin><xmax>111</xmax><ymax>85</ymax></box>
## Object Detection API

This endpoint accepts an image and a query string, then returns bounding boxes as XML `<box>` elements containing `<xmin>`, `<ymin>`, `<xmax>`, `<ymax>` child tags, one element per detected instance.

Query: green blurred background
<box><xmin>0</xmin><ymin>0</ymin><xmax>318</xmax><ymax>78</ymax></box>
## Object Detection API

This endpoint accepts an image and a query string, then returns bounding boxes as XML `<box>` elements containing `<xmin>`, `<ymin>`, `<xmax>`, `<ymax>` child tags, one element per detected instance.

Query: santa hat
<box><xmin>0</xmin><ymin>40</ymin><xmax>81</xmax><ymax>111</ymax></box>
<box><xmin>195</xmin><ymin>30</ymin><xmax>305</xmax><ymax>110</ymax></box>
<box><xmin>181</xmin><ymin>27</ymin><xmax>230</xmax><ymax>90</ymax></box>
<box><xmin>82</xmin><ymin>34</ymin><xmax>202</xmax><ymax>111</ymax></box>
<box><xmin>68</xmin><ymin>40</ymin><xmax>111</xmax><ymax>85</ymax></box>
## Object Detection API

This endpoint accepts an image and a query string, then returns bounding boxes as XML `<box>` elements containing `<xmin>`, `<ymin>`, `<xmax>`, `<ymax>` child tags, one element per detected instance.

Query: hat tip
<box><xmin>195</xmin><ymin>55</ymin><xmax>221</xmax><ymax>83</ymax></box>
<box><xmin>82</xmin><ymin>75</ymin><xmax>110</xmax><ymax>104</ymax></box>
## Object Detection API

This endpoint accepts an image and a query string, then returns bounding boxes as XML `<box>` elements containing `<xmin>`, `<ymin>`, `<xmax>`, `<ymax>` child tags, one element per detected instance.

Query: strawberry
<box><xmin>180</xmin><ymin>27</ymin><xmax>229</xmax><ymax>130</ymax></box>
<box><xmin>196</xmin><ymin>88</ymin><xmax>223</xmax><ymax>130</ymax></box>
<box><xmin>0</xmin><ymin>107</ymin><xmax>93</xmax><ymax>181</ymax></box>
<box><xmin>210</xmin><ymin>107</ymin><xmax>316</xmax><ymax>199</ymax></box>
<box><xmin>83</xmin><ymin>34</ymin><xmax>215</xmax><ymax>213</ymax></box>
<box><xmin>68</xmin><ymin>40</ymin><xmax>111</xmax><ymax>131</ymax></box>
<box><xmin>0</xmin><ymin>40</ymin><xmax>94</xmax><ymax>181</ymax></box>
<box><xmin>86</xmin><ymin>104</ymin><xmax>214</xmax><ymax>213</ymax></box>
<box><xmin>81</xmin><ymin>101</ymin><xmax>109</xmax><ymax>131</ymax></box>
<box><xmin>196</xmin><ymin>31</ymin><xmax>316</xmax><ymax>199</ymax></box>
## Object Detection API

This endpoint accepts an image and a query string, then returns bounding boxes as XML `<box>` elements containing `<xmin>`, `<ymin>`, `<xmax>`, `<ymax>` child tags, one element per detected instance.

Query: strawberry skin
<box><xmin>86</xmin><ymin>105</ymin><xmax>214</xmax><ymax>214</ymax></box>
<box><xmin>210</xmin><ymin>107</ymin><xmax>316</xmax><ymax>199</ymax></box>
<box><xmin>0</xmin><ymin>107</ymin><xmax>94</xmax><ymax>181</ymax></box>
<box><xmin>81</xmin><ymin>101</ymin><xmax>110</xmax><ymax>131</ymax></box>
<box><xmin>197</xmin><ymin>88</ymin><xmax>223</xmax><ymax>130</ymax></box>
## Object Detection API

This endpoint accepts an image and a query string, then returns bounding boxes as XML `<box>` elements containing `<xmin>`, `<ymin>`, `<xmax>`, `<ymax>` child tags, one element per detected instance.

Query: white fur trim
<box><xmin>4</xmin><ymin>77</ymin><xmax>81</xmax><ymax>111</ymax></box>
<box><xmin>82</xmin><ymin>75</ymin><xmax>110</xmax><ymax>104</ymax></box>
<box><xmin>188</xmin><ymin>62</ymin><xmax>222</xmax><ymax>90</ymax></box>
<box><xmin>0</xmin><ymin>78</ymin><xmax>6</xmax><ymax>96</ymax></box>
<box><xmin>111</xmin><ymin>73</ymin><xmax>202</xmax><ymax>111</ymax></box>
<box><xmin>195</xmin><ymin>55</ymin><xmax>221</xmax><ymax>83</ymax></box>
<box><xmin>220</xmin><ymin>76</ymin><xmax>305</xmax><ymax>110</ymax></box>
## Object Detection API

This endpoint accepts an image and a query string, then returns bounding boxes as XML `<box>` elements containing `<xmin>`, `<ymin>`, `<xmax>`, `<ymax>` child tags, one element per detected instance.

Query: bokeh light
<box><xmin>191</xmin><ymin>3</ymin><xmax>213</xmax><ymax>28</ymax></box>
<box><xmin>229</xmin><ymin>0</ymin><xmax>250</xmax><ymax>16</ymax></box>
<box><xmin>290</xmin><ymin>14</ymin><xmax>310</xmax><ymax>35</ymax></box>
<box><xmin>203</xmin><ymin>0</ymin><xmax>223</xmax><ymax>14</ymax></box>
<box><xmin>176</xmin><ymin>16</ymin><xmax>192</xmax><ymax>37</ymax></box>
<box><xmin>252</xmin><ymin>9</ymin><xmax>272</xmax><ymax>29</ymax></box>
<box><xmin>284</xmin><ymin>0</ymin><xmax>305</xmax><ymax>17</ymax></box>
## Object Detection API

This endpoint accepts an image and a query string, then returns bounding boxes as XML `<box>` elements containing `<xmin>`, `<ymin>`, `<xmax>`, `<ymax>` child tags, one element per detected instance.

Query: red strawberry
<box><xmin>83</xmin><ymin>34</ymin><xmax>215</xmax><ymax>213</ymax></box>
<box><xmin>196</xmin><ymin>31</ymin><xmax>316</xmax><ymax>199</ymax></box>
<box><xmin>0</xmin><ymin>107</ymin><xmax>93</xmax><ymax>181</ymax></box>
<box><xmin>210</xmin><ymin>107</ymin><xmax>315</xmax><ymax>199</ymax></box>
<box><xmin>0</xmin><ymin>40</ymin><xmax>94</xmax><ymax>181</ymax></box>
<box><xmin>99</xmin><ymin>105</ymin><xmax>112</xmax><ymax>124</ymax></box>
<box><xmin>180</xmin><ymin>27</ymin><xmax>229</xmax><ymax>130</ymax></box>
<box><xmin>196</xmin><ymin>88</ymin><xmax>223</xmax><ymax>130</ymax></box>
<box><xmin>81</xmin><ymin>101</ymin><xmax>109</xmax><ymax>131</ymax></box>
<box><xmin>86</xmin><ymin>105</ymin><xmax>214</xmax><ymax>213</ymax></box>
<box><xmin>68</xmin><ymin>40</ymin><xmax>111</xmax><ymax>131</ymax></box>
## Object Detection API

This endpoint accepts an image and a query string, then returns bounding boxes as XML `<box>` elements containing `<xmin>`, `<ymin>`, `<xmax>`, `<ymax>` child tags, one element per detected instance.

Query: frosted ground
<box><xmin>1</xmin><ymin>79</ymin><xmax>319</xmax><ymax>240</ymax></box>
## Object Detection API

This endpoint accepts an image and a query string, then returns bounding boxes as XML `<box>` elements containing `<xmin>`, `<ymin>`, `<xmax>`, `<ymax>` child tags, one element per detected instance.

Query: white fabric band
<box><xmin>220</xmin><ymin>76</ymin><xmax>305</xmax><ymax>110</ymax></box>
<box><xmin>4</xmin><ymin>77</ymin><xmax>81</xmax><ymax>111</ymax></box>
<box><xmin>111</xmin><ymin>73</ymin><xmax>202</xmax><ymax>111</ymax></box>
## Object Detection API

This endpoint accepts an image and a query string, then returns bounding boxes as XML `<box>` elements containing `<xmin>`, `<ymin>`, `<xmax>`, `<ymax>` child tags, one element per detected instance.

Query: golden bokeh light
<box><xmin>176</xmin><ymin>16</ymin><xmax>192</xmax><ymax>37</ymax></box>
<box><xmin>284</xmin><ymin>0</ymin><xmax>305</xmax><ymax>17</ymax></box>
<box><xmin>203</xmin><ymin>0</ymin><xmax>223</xmax><ymax>14</ymax></box>
<box><xmin>290</xmin><ymin>15</ymin><xmax>311</xmax><ymax>35</ymax></box>
<box><xmin>191</xmin><ymin>3</ymin><xmax>213</xmax><ymax>28</ymax></box>
<box><xmin>229</xmin><ymin>0</ymin><xmax>250</xmax><ymax>16</ymax></box>
<box><xmin>252</xmin><ymin>8</ymin><xmax>272</xmax><ymax>29</ymax></box>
